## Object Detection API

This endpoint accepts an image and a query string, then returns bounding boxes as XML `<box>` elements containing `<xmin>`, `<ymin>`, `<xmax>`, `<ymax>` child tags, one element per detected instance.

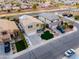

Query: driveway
<box><xmin>28</xmin><ymin>34</ymin><xmax>42</xmax><ymax>46</ymax></box>
<box><xmin>0</xmin><ymin>43</ymin><xmax>13</xmax><ymax>59</ymax></box>
<box><xmin>0</xmin><ymin>44</ymin><xmax>4</xmax><ymax>55</ymax></box>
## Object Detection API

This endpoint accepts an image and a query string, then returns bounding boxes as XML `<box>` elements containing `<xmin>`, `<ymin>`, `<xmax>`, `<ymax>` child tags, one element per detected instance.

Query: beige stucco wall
<box><xmin>25</xmin><ymin>22</ymin><xmax>43</xmax><ymax>34</ymax></box>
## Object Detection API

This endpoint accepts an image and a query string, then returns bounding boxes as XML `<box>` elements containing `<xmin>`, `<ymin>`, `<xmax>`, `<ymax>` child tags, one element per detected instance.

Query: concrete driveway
<box><xmin>28</xmin><ymin>34</ymin><xmax>42</xmax><ymax>46</ymax></box>
<box><xmin>0</xmin><ymin>44</ymin><xmax>4</xmax><ymax>55</ymax></box>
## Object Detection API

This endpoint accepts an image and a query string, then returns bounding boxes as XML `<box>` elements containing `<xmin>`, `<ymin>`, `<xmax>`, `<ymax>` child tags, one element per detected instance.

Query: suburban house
<box><xmin>19</xmin><ymin>15</ymin><xmax>44</xmax><ymax>36</ymax></box>
<box><xmin>0</xmin><ymin>19</ymin><xmax>19</xmax><ymax>43</ymax></box>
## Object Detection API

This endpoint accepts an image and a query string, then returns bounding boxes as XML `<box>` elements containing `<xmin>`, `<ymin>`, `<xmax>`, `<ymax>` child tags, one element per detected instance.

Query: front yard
<box><xmin>15</xmin><ymin>32</ymin><xmax>28</xmax><ymax>52</ymax></box>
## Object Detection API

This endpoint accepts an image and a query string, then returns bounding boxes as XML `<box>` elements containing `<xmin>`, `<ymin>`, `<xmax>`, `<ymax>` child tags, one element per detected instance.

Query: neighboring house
<box><xmin>0</xmin><ymin>19</ymin><xmax>19</xmax><ymax>43</ymax></box>
<box><xmin>19</xmin><ymin>15</ymin><xmax>44</xmax><ymax>36</ymax></box>
<box><xmin>38</xmin><ymin>13</ymin><xmax>59</xmax><ymax>24</ymax></box>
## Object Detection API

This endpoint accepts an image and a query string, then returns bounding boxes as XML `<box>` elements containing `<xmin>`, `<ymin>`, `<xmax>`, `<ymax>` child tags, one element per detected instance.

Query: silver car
<box><xmin>64</xmin><ymin>49</ymin><xmax>75</xmax><ymax>57</ymax></box>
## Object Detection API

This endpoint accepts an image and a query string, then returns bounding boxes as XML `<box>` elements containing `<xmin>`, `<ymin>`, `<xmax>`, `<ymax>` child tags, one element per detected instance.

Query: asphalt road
<box><xmin>14</xmin><ymin>21</ymin><xmax>79</xmax><ymax>59</ymax></box>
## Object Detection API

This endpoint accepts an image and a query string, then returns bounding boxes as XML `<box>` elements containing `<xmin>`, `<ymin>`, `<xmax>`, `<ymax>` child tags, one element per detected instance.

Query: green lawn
<box><xmin>15</xmin><ymin>40</ymin><xmax>26</xmax><ymax>52</ymax></box>
<box><xmin>15</xmin><ymin>32</ymin><xmax>28</xmax><ymax>52</ymax></box>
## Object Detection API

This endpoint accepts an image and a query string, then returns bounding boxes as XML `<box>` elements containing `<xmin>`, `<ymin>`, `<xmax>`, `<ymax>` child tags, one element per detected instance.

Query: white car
<box><xmin>64</xmin><ymin>49</ymin><xmax>75</xmax><ymax>57</ymax></box>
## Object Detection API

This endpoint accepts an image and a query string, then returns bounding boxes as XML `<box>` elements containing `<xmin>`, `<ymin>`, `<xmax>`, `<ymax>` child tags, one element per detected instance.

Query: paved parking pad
<box><xmin>28</xmin><ymin>34</ymin><xmax>42</xmax><ymax>46</ymax></box>
<box><xmin>0</xmin><ymin>44</ymin><xmax>4</xmax><ymax>55</ymax></box>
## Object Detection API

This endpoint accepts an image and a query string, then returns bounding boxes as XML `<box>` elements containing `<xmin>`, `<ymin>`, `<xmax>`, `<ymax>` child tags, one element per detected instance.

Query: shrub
<box><xmin>41</xmin><ymin>31</ymin><xmax>54</xmax><ymax>40</ymax></box>
<box><xmin>74</xmin><ymin>16</ymin><xmax>79</xmax><ymax>20</ymax></box>
<box><xmin>15</xmin><ymin>31</ymin><xmax>28</xmax><ymax>52</ymax></box>
<box><xmin>18</xmin><ymin>32</ymin><xmax>28</xmax><ymax>48</ymax></box>
<box><xmin>62</xmin><ymin>22</ymin><xmax>69</xmax><ymax>29</ymax></box>
<box><xmin>68</xmin><ymin>25</ymin><xmax>73</xmax><ymax>29</ymax></box>
<box><xmin>32</xmin><ymin>4</ymin><xmax>37</xmax><ymax>9</ymax></box>
<box><xmin>15</xmin><ymin>40</ymin><xmax>26</xmax><ymax>52</ymax></box>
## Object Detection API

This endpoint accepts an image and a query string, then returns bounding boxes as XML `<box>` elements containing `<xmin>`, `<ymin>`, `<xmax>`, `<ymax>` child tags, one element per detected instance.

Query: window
<box><xmin>28</xmin><ymin>25</ymin><xmax>33</xmax><ymax>28</ymax></box>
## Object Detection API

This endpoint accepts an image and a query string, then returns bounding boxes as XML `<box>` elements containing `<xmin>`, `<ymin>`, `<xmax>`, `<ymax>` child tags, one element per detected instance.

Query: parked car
<box><xmin>4</xmin><ymin>42</ymin><xmax>10</xmax><ymax>53</ymax></box>
<box><xmin>62</xmin><ymin>13</ymin><xmax>73</xmax><ymax>17</ymax></box>
<box><xmin>37</xmin><ymin>29</ymin><xmax>44</xmax><ymax>33</ymax></box>
<box><xmin>56</xmin><ymin>26</ymin><xmax>65</xmax><ymax>33</ymax></box>
<box><xmin>67</xmin><ymin>14</ymin><xmax>73</xmax><ymax>17</ymax></box>
<box><xmin>64</xmin><ymin>49</ymin><xmax>75</xmax><ymax>57</ymax></box>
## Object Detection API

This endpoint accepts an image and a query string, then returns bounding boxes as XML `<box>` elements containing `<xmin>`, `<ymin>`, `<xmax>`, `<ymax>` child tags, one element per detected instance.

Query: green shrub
<box><xmin>68</xmin><ymin>25</ymin><xmax>73</xmax><ymax>29</ymax></box>
<box><xmin>15</xmin><ymin>40</ymin><xmax>26</xmax><ymax>52</ymax></box>
<box><xmin>74</xmin><ymin>16</ymin><xmax>79</xmax><ymax>20</ymax></box>
<box><xmin>18</xmin><ymin>32</ymin><xmax>28</xmax><ymax>48</ymax></box>
<box><xmin>15</xmin><ymin>32</ymin><xmax>28</xmax><ymax>52</ymax></box>
<box><xmin>41</xmin><ymin>31</ymin><xmax>54</xmax><ymax>40</ymax></box>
